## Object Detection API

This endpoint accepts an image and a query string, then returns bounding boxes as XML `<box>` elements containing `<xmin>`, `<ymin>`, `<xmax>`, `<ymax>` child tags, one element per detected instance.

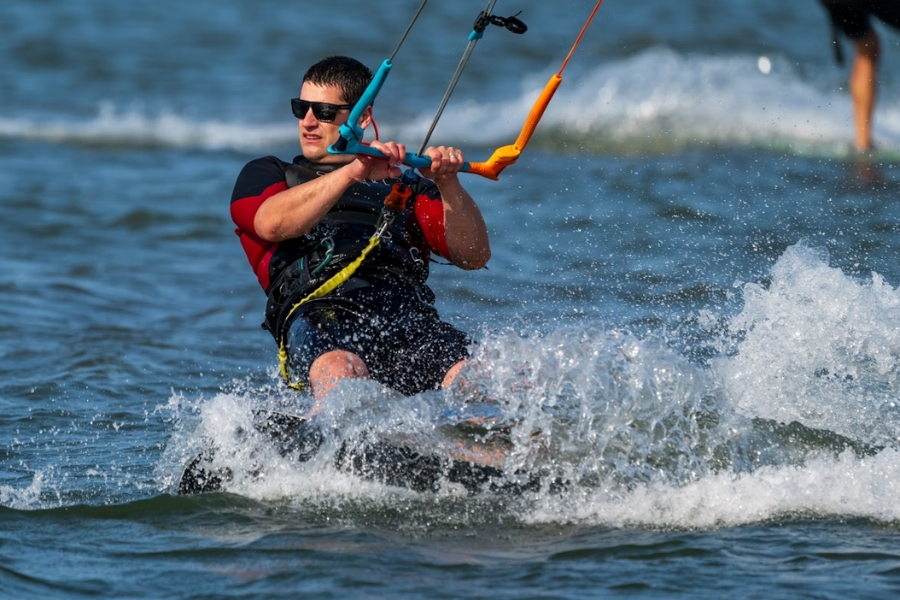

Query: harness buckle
<box><xmin>310</xmin><ymin>237</ymin><xmax>335</xmax><ymax>276</ymax></box>
<box><xmin>374</xmin><ymin>211</ymin><xmax>395</xmax><ymax>240</ymax></box>
<box><xmin>409</xmin><ymin>246</ymin><xmax>424</xmax><ymax>267</ymax></box>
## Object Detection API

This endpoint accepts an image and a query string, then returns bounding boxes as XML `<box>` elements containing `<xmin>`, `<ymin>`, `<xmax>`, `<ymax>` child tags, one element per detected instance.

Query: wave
<box><xmin>402</xmin><ymin>47</ymin><xmax>891</xmax><ymax>156</ymax></box>
<box><xmin>138</xmin><ymin>243</ymin><xmax>900</xmax><ymax>529</ymax></box>
<box><xmin>0</xmin><ymin>102</ymin><xmax>290</xmax><ymax>151</ymax></box>
<box><xmin>5</xmin><ymin>48</ymin><xmax>899</xmax><ymax>157</ymax></box>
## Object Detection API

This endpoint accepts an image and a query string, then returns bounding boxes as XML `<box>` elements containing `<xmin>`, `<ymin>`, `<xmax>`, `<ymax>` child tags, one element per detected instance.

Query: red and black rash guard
<box><xmin>230</xmin><ymin>155</ymin><xmax>451</xmax><ymax>293</ymax></box>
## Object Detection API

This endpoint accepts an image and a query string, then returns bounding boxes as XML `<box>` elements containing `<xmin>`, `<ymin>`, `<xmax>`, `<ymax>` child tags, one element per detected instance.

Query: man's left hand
<box><xmin>421</xmin><ymin>146</ymin><xmax>464</xmax><ymax>183</ymax></box>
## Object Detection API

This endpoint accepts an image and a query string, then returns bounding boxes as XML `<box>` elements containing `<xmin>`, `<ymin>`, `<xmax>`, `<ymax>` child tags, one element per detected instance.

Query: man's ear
<box><xmin>358</xmin><ymin>106</ymin><xmax>373</xmax><ymax>129</ymax></box>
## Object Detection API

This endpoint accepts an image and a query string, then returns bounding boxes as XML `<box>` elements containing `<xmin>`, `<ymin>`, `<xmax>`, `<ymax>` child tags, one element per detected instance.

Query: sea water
<box><xmin>3</xmin><ymin>0</ymin><xmax>900</xmax><ymax>597</ymax></box>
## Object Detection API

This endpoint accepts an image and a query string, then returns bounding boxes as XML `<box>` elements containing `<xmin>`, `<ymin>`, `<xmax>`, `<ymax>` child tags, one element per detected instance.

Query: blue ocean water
<box><xmin>4</xmin><ymin>0</ymin><xmax>900</xmax><ymax>597</ymax></box>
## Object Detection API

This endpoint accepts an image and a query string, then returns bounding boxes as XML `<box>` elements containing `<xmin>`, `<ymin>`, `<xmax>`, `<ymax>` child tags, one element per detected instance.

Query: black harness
<box><xmin>262</xmin><ymin>159</ymin><xmax>434</xmax><ymax>341</ymax></box>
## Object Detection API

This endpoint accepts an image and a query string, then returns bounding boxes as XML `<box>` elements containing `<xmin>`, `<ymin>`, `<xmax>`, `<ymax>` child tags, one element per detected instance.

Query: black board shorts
<box><xmin>820</xmin><ymin>0</ymin><xmax>900</xmax><ymax>38</ymax></box>
<box><xmin>285</xmin><ymin>280</ymin><xmax>472</xmax><ymax>396</ymax></box>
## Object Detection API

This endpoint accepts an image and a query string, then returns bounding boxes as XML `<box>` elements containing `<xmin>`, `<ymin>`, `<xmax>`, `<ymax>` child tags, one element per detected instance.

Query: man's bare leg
<box><xmin>310</xmin><ymin>355</ymin><xmax>459</xmax><ymax>404</ymax></box>
<box><xmin>440</xmin><ymin>359</ymin><xmax>512</xmax><ymax>467</ymax></box>
<box><xmin>441</xmin><ymin>360</ymin><xmax>466</xmax><ymax>389</ymax></box>
<box><xmin>851</xmin><ymin>30</ymin><xmax>880</xmax><ymax>152</ymax></box>
<box><xmin>308</xmin><ymin>350</ymin><xmax>369</xmax><ymax>403</ymax></box>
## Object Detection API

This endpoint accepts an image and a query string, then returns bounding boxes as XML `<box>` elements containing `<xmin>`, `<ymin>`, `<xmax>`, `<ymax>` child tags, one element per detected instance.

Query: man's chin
<box><xmin>301</xmin><ymin>148</ymin><xmax>349</xmax><ymax>165</ymax></box>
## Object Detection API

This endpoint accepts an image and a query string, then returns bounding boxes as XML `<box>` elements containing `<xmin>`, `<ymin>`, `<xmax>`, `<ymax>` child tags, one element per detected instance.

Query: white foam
<box><xmin>0</xmin><ymin>102</ymin><xmax>291</xmax><ymax>151</ymax></box>
<box><xmin>528</xmin><ymin>449</ymin><xmax>900</xmax><ymax>528</ymax></box>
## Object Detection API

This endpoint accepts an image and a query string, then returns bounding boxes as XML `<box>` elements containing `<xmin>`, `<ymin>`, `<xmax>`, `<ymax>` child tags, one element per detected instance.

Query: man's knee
<box><xmin>309</xmin><ymin>350</ymin><xmax>369</xmax><ymax>398</ymax></box>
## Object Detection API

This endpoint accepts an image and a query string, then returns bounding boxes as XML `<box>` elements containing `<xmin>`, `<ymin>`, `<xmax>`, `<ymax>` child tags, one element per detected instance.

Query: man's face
<box><xmin>297</xmin><ymin>82</ymin><xmax>356</xmax><ymax>164</ymax></box>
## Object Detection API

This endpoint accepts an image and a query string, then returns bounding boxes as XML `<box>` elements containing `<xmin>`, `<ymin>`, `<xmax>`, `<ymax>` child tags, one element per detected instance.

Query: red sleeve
<box><xmin>230</xmin><ymin>181</ymin><xmax>286</xmax><ymax>236</ymax></box>
<box><xmin>230</xmin><ymin>157</ymin><xmax>290</xmax><ymax>290</ymax></box>
<box><xmin>414</xmin><ymin>192</ymin><xmax>450</xmax><ymax>260</ymax></box>
<box><xmin>231</xmin><ymin>181</ymin><xmax>287</xmax><ymax>290</ymax></box>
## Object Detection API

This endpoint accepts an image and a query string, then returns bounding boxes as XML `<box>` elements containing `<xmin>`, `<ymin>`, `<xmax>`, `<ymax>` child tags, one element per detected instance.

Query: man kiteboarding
<box><xmin>177</xmin><ymin>2</ymin><xmax>604</xmax><ymax>496</ymax></box>
<box><xmin>230</xmin><ymin>55</ymin><xmax>490</xmax><ymax>402</ymax></box>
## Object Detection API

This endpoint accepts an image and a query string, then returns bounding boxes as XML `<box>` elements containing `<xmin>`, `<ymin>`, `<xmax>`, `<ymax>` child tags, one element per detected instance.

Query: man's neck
<box><xmin>295</xmin><ymin>155</ymin><xmax>349</xmax><ymax>174</ymax></box>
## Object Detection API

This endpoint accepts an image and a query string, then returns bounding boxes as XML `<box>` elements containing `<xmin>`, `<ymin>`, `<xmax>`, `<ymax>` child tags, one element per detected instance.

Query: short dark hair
<box><xmin>302</xmin><ymin>56</ymin><xmax>373</xmax><ymax>107</ymax></box>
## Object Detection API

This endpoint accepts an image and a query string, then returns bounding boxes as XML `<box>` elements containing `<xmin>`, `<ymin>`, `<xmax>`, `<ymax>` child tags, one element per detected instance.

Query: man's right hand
<box><xmin>348</xmin><ymin>140</ymin><xmax>406</xmax><ymax>182</ymax></box>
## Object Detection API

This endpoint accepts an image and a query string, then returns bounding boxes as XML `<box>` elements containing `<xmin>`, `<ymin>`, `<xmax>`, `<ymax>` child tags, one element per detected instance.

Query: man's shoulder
<box><xmin>241</xmin><ymin>155</ymin><xmax>292</xmax><ymax>176</ymax></box>
<box><xmin>231</xmin><ymin>156</ymin><xmax>291</xmax><ymax>202</ymax></box>
<box><xmin>407</xmin><ymin>173</ymin><xmax>441</xmax><ymax>200</ymax></box>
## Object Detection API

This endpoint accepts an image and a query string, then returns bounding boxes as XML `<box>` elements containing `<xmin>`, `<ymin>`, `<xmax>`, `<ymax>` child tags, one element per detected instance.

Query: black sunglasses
<box><xmin>291</xmin><ymin>98</ymin><xmax>353</xmax><ymax>123</ymax></box>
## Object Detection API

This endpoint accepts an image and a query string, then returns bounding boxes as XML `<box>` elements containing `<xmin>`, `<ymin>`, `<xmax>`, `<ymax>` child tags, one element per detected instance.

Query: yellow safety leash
<box><xmin>277</xmin><ymin>178</ymin><xmax>412</xmax><ymax>389</ymax></box>
<box><xmin>277</xmin><ymin>232</ymin><xmax>382</xmax><ymax>389</ymax></box>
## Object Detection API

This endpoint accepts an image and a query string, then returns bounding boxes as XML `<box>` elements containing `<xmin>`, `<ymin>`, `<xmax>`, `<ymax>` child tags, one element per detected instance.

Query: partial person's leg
<box><xmin>309</xmin><ymin>350</ymin><xmax>369</xmax><ymax>400</ymax></box>
<box><xmin>441</xmin><ymin>360</ymin><xmax>466</xmax><ymax>389</ymax></box>
<box><xmin>285</xmin><ymin>302</ymin><xmax>373</xmax><ymax>402</ymax></box>
<box><xmin>850</xmin><ymin>29</ymin><xmax>880</xmax><ymax>151</ymax></box>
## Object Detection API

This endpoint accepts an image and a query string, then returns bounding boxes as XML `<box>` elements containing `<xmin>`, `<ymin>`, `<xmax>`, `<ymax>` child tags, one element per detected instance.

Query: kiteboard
<box><xmin>177</xmin><ymin>405</ymin><xmax>544</xmax><ymax>496</ymax></box>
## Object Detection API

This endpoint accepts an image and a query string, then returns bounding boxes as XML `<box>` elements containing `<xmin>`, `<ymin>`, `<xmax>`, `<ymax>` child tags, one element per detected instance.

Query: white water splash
<box><xmin>0</xmin><ymin>472</ymin><xmax>45</xmax><ymax>510</ymax></box>
<box><xmin>158</xmin><ymin>244</ymin><xmax>900</xmax><ymax>528</ymax></box>
<box><xmin>715</xmin><ymin>243</ymin><xmax>900</xmax><ymax>444</ymax></box>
